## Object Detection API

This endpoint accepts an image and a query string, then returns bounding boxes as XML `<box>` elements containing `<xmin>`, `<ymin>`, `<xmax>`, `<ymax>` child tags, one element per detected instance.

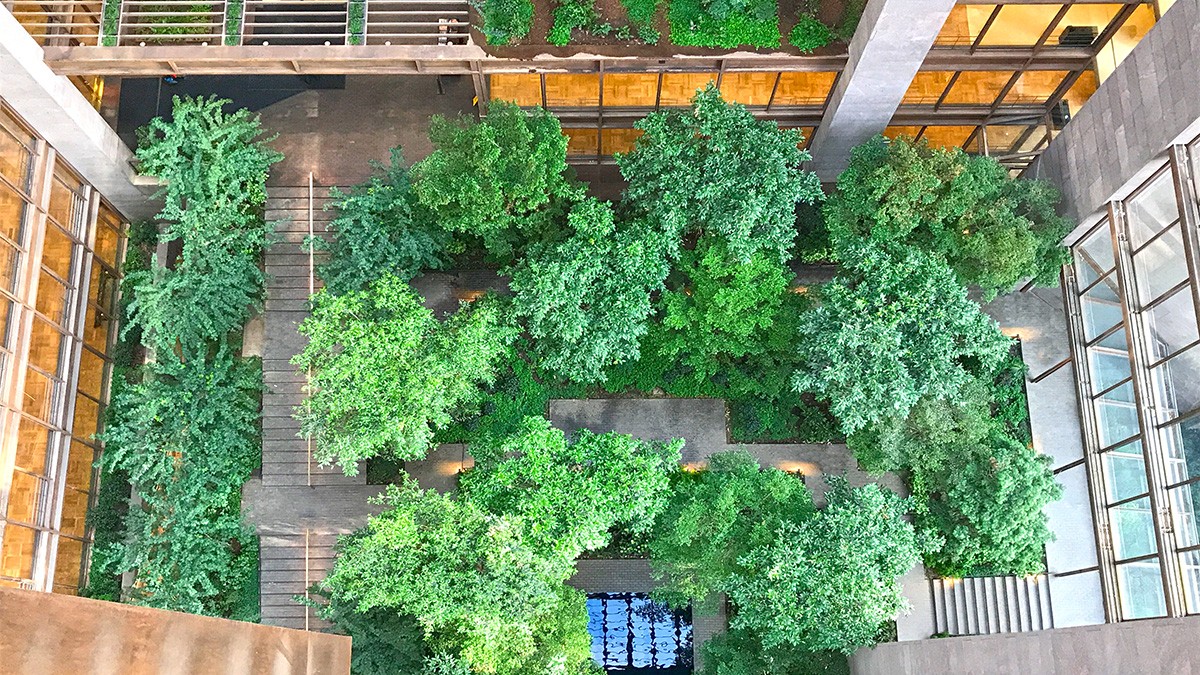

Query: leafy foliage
<box><xmin>316</xmin><ymin>149</ymin><xmax>451</xmax><ymax>296</ymax></box>
<box><xmin>789</xmin><ymin>14</ymin><xmax>832</xmax><ymax>52</ymax></box>
<box><xmin>508</xmin><ymin>199</ymin><xmax>673</xmax><ymax>383</ymax></box>
<box><xmin>667</xmin><ymin>0</ymin><xmax>780</xmax><ymax>47</ymax></box>
<box><xmin>472</xmin><ymin>0</ymin><xmax>533</xmax><ymax>44</ymax></box>
<box><xmin>619</xmin><ymin>84</ymin><xmax>821</xmax><ymax>263</ymax></box>
<box><xmin>294</xmin><ymin>277</ymin><xmax>515</xmax><ymax>473</ymax></box>
<box><xmin>727</xmin><ymin>477</ymin><xmax>927</xmax><ymax>654</ymax></box>
<box><xmin>648</xmin><ymin>450</ymin><xmax>814</xmax><ymax>610</ymax></box>
<box><xmin>916</xmin><ymin>431</ymin><xmax>1061</xmax><ymax>577</ymax></box>
<box><xmin>793</xmin><ymin>241</ymin><xmax>1012</xmax><ymax>435</ymax></box>
<box><xmin>549</xmin><ymin>0</ymin><xmax>597</xmax><ymax>44</ymax></box>
<box><xmin>321</xmin><ymin>482</ymin><xmax>596</xmax><ymax>675</ymax></box>
<box><xmin>98</xmin><ymin>344</ymin><xmax>261</xmax><ymax>616</ymax></box>
<box><xmin>129</xmin><ymin>95</ymin><xmax>280</xmax><ymax>352</ymax></box>
<box><xmin>461</xmin><ymin>416</ymin><xmax>682</xmax><ymax>559</ymax></box>
<box><xmin>826</xmin><ymin>135</ymin><xmax>1071</xmax><ymax>298</ymax></box>
<box><xmin>413</xmin><ymin>102</ymin><xmax>579</xmax><ymax>261</ymax></box>
<box><xmin>701</xmin><ymin>628</ymin><xmax>849</xmax><ymax>675</ymax></box>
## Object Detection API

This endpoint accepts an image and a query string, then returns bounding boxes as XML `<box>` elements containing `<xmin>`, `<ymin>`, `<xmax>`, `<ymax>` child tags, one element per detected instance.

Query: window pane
<box><xmin>64</xmin><ymin>441</ymin><xmax>96</xmax><ymax>493</ymax></box>
<box><xmin>1095</xmin><ymin>381</ymin><xmax>1139</xmax><ymax>448</ymax></box>
<box><xmin>48</xmin><ymin>175</ymin><xmax>86</xmax><ymax>238</ymax></box>
<box><xmin>93</xmin><ymin>209</ymin><xmax>121</xmax><ymax>268</ymax></box>
<box><xmin>1103</xmin><ymin>440</ymin><xmax>1148</xmax><ymax>503</ymax></box>
<box><xmin>0</xmin><ymin>524</ymin><xmax>38</xmax><ymax>580</ymax></box>
<box><xmin>36</xmin><ymin>269</ymin><xmax>71</xmax><ymax>328</ymax></box>
<box><xmin>1116</xmin><ymin>558</ymin><xmax>1167</xmax><ymax>619</ymax></box>
<box><xmin>59</xmin><ymin>489</ymin><xmax>90</xmax><ymax>539</ymax></box>
<box><xmin>0</xmin><ymin>296</ymin><xmax>14</xmax><ymax>350</ymax></box>
<box><xmin>1144</xmin><ymin>287</ymin><xmax>1199</xmax><ymax>362</ymax></box>
<box><xmin>978</xmin><ymin>5</ymin><xmax>1059</xmax><ymax>47</ymax></box>
<box><xmin>1081</xmin><ymin>277</ymin><xmax>1123</xmax><ymax>340</ymax></box>
<box><xmin>1179</xmin><ymin>549</ymin><xmax>1200</xmax><ymax>614</ymax></box>
<box><xmin>0</xmin><ymin>236</ymin><xmax>19</xmax><ymax>295</ymax></box>
<box><xmin>1110</xmin><ymin>496</ymin><xmax>1157</xmax><ymax>560</ymax></box>
<box><xmin>27</xmin><ymin>316</ymin><xmax>64</xmax><ymax>375</ymax></box>
<box><xmin>5</xmin><ymin>470</ymin><xmax>47</xmax><ymax>526</ymax></box>
<box><xmin>0</xmin><ymin>179</ymin><xmax>28</xmax><ymax>244</ymax></box>
<box><xmin>72</xmin><ymin>393</ymin><xmax>100</xmax><ymax>442</ymax></box>
<box><xmin>53</xmin><ymin>536</ymin><xmax>84</xmax><ymax>592</ymax></box>
<box><xmin>1088</xmin><ymin>346</ymin><xmax>1131</xmax><ymax>394</ymax></box>
<box><xmin>41</xmin><ymin>223</ymin><xmax>76</xmax><ymax>281</ymax></box>
<box><xmin>1132</xmin><ymin>224</ymin><xmax>1187</xmax><ymax>304</ymax></box>
<box><xmin>1161</xmin><ymin>416</ymin><xmax>1200</xmax><ymax>488</ymax></box>
<box><xmin>1126</xmin><ymin>171</ymin><xmax>1179</xmax><ymax>250</ymax></box>
<box><xmin>0</xmin><ymin>120</ymin><xmax>34</xmax><ymax>191</ymax></box>
<box><xmin>14</xmin><ymin>417</ymin><xmax>52</xmax><ymax>475</ymax></box>
<box><xmin>77</xmin><ymin>347</ymin><xmax>106</xmax><ymax>400</ymax></box>
<box><xmin>1169</xmin><ymin>482</ymin><xmax>1200</xmax><ymax>549</ymax></box>
<box><xmin>1150</xmin><ymin>345</ymin><xmax>1200</xmax><ymax>423</ymax></box>
<box><xmin>1075</xmin><ymin>222</ymin><xmax>1115</xmax><ymax>287</ymax></box>
<box><xmin>22</xmin><ymin>367</ymin><xmax>57</xmax><ymax>424</ymax></box>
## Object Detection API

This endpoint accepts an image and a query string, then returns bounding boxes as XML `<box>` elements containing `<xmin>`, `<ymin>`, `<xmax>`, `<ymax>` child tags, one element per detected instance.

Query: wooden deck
<box><xmin>253</xmin><ymin>184</ymin><xmax>380</xmax><ymax>630</ymax></box>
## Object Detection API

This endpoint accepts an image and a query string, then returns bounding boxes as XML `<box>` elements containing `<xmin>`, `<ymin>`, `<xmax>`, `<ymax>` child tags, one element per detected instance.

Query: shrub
<box><xmin>472</xmin><ymin>0</ymin><xmax>534</xmax><ymax>44</ymax></box>
<box><xmin>701</xmin><ymin>628</ymin><xmax>850</xmax><ymax>675</ymax></box>
<box><xmin>294</xmin><ymin>278</ymin><xmax>515</xmax><ymax>473</ymax></box>
<box><xmin>789</xmin><ymin>14</ymin><xmax>832</xmax><ymax>52</ymax></box>
<box><xmin>224</xmin><ymin>0</ymin><xmax>243</xmax><ymax>44</ymax></box>
<box><xmin>549</xmin><ymin>0</ymin><xmax>596</xmax><ymax>45</ymax></box>
<box><xmin>667</xmin><ymin>0</ymin><xmax>780</xmax><ymax>48</ymax></box>
<box><xmin>316</xmin><ymin>149</ymin><xmax>452</xmax><ymax>296</ymax></box>
<box><xmin>129</xmin><ymin>95</ymin><xmax>280</xmax><ymax>352</ymax></box>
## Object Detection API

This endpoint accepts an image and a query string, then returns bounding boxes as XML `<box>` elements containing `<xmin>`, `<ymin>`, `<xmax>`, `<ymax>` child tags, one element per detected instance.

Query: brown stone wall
<box><xmin>0</xmin><ymin>587</ymin><xmax>351</xmax><ymax>675</ymax></box>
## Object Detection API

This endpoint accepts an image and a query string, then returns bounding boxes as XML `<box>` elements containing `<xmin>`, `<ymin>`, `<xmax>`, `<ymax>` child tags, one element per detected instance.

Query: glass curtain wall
<box><xmin>1066</xmin><ymin>133</ymin><xmax>1200</xmax><ymax>620</ymax></box>
<box><xmin>0</xmin><ymin>101</ymin><xmax>124</xmax><ymax>595</ymax></box>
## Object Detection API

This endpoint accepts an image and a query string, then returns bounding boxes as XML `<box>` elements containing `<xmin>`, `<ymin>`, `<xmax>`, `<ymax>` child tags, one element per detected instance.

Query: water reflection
<box><xmin>586</xmin><ymin>592</ymin><xmax>693</xmax><ymax>674</ymax></box>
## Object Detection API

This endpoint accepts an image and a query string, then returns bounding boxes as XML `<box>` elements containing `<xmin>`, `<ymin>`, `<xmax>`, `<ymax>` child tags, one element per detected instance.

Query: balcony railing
<box><xmin>10</xmin><ymin>0</ymin><xmax>470</xmax><ymax>47</ymax></box>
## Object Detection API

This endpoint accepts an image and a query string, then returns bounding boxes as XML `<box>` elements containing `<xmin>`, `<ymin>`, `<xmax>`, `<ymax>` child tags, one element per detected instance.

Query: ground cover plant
<box><xmin>96</xmin><ymin>96</ymin><xmax>277</xmax><ymax>617</ymax></box>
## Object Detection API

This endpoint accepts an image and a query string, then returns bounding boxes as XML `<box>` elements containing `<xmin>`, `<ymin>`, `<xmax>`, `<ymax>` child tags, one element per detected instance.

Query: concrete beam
<box><xmin>1028</xmin><ymin>0</ymin><xmax>1200</xmax><ymax>233</ymax></box>
<box><xmin>806</xmin><ymin>0</ymin><xmax>958</xmax><ymax>180</ymax></box>
<box><xmin>0</xmin><ymin>7</ymin><xmax>156</xmax><ymax>221</ymax></box>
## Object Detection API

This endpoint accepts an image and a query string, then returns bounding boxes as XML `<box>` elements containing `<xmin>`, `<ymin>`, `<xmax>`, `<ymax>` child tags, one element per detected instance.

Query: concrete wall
<box><xmin>0</xmin><ymin>587</ymin><xmax>351</xmax><ymax>674</ymax></box>
<box><xmin>0</xmin><ymin>7</ymin><xmax>156</xmax><ymax>221</ymax></box>
<box><xmin>849</xmin><ymin>616</ymin><xmax>1200</xmax><ymax>675</ymax></box>
<box><xmin>1029</xmin><ymin>0</ymin><xmax>1200</xmax><ymax>233</ymax></box>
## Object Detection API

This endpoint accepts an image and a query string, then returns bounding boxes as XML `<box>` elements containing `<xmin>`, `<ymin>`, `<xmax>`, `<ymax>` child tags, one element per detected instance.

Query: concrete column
<box><xmin>806</xmin><ymin>0</ymin><xmax>958</xmax><ymax>180</ymax></box>
<box><xmin>0</xmin><ymin>7</ymin><xmax>156</xmax><ymax>220</ymax></box>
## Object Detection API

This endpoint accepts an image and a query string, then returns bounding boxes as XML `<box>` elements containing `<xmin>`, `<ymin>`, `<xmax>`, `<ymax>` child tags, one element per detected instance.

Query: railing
<box><xmin>8</xmin><ymin>0</ymin><xmax>470</xmax><ymax>46</ymax></box>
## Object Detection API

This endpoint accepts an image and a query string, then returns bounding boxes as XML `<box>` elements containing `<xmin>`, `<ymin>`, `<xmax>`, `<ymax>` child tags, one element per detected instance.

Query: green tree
<box><xmin>648</xmin><ymin>450</ymin><xmax>814</xmax><ymax>610</ymax></box>
<box><xmin>294</xmin><ymin>277</ymin><xmax>515</xmax><ymax>473</ymax></box>
<box><xmin>320</xmin><ymin>482</ymin><xmax>593</xmax><ymax>675</ymax></box>
<box><xmin>413</xmin><ymin>102</ymin><xmax>580</xmax><ymax>260</ymax></box>
<box><xmin>129</xmin><ymin>95</ymin><xmax>281</xmax><ymax>350</ymax></box>
<box><xmin>618</xmin><ymin>84</ymin><xmax>822</xmax><ymax>263</ymax></box>
<box><xmin>727</xmin><ymin>477</ymin><xmax>926</xmax><ymax>654</ymax></box>
<box><xmin>918</xmin><ymin>431</ymin><xmax>1061</xmax><ymax>577</ymax></box>
<box><xmin>700</xmin><ymin>628</ymin><xmax>849</xmax><ymax>675</ymax></box>
<box><xmin>472</xmin><ymin>0</ymin><xmax>533</xmax><ymax>44</ymax></box>
<box><xmin>508</xmin><ymin>198</ymin><xmax>674</xmax><ymax>383</ymax></box>
<box><xmin>826</xmin><ymin>135</ymin><xmax>1071</xmax><ymax>298</ymax></box>
<box><xmin>793</xmin><ymin>242</ymin><xmax>1011</xmax><ymax>435</ymax></box>
<box><xmin>97</xmin><ymin>343</ymin><xmax>261</xmax><ymax>616</ymax></box>
<box><xmin>460</xmin><ymin>416</ymin><xmax>682</xmax><ymax>559</ymax></box>
<box><xmin>847</xmin><ymin>376</ymin><xmax>993</xmax><ymax>475</ymax></box>
<box><xmin>316</xmin><ymin>148</ymin><xmax>452</xmax><ymax>296</ymax></box>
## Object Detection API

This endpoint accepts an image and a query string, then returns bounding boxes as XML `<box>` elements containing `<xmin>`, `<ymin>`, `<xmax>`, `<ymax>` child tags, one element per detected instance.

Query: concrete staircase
<box><xmin>931</xmin><ymin>575</ymin><xmax>1054</xmax><ymax>636</ymax></box>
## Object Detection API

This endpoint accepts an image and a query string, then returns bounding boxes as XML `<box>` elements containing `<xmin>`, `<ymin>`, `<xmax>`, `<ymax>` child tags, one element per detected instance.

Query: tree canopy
<box><xmin>825</xmin><ymin>135</ymin><xmax>1071</xmax><ymax>298</ymax></box>
<box><xmin>316</xmin><ymin>149</ymin><xmax>451</xmax><ymax>296</ymax></box>
<box><xmin>727</xmin><ymin>477</ymin><xmax>927</xmax><ymax>654</ymax></box>
<box><xmin>507</xmin><ymin>198</ymin><xmax>674</xmax><ymax>384</ymax></box>
<box><xmin>618</xmin><ymin>84</ymin><xmax>822</xmax><ymax>263</ymax></box>
<box><xmin>294</xmin><ymin>277</ymin><xmax>515</xmax><ymax>472</ymax></box>
<box><xmin>413</xmin><ymin>101</ymin><xmax>580</xmax><ymax>260</ymax></box>
<box><xmin>459</xmin><ymin>416</ymin><xmax>682</xmax><ymax>560</ymax></box>
<box><xmin>648</xmin><ymin>450</ymin><xmax>814</xmax><ymax>609</ymax></box>
<box><xmin>793</xmin><ymin>241</ymin><xmax>1012</xmax><ymax>435</ymax></box>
